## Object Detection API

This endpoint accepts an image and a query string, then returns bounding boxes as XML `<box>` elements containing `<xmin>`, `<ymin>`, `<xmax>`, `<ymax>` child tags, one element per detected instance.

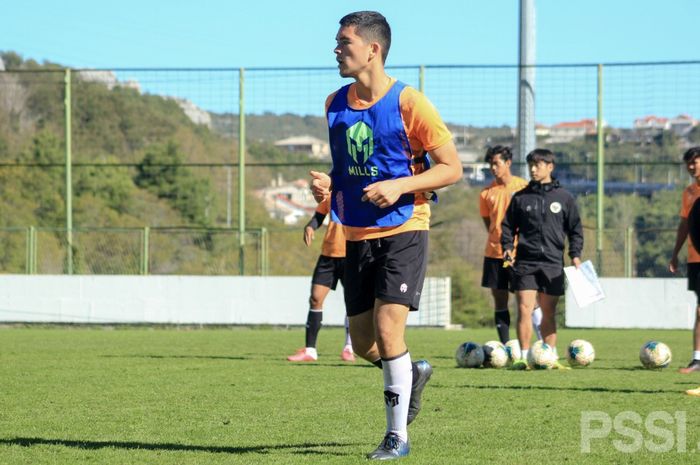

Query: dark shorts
<box><xmin>511</xmin><ymin>261</ymin><xmax>565</xmax><ymax>296</ymax></box>
<box><xmin>343</xmin><ymin>230</ymin><xmax>428</xmax><ymax>316</ymax></box>
<box><xmin>688</xmin><ymin>263</ymin><xmax>700</xmax><ymax>303</ymax></box>
<box><xmin>311</xmin><ymin>255</ymin><xmax>345</xmax><ymax>290</ymax></box>
<box><xmin>481</xmin><ymin>256</ymin><xmax>512</xmax><ymax>291</ymax></box>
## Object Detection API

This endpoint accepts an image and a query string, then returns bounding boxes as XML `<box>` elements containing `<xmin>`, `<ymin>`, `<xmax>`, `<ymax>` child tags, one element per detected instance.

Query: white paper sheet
<box><xmin>564</xmin><ymin>260</ymin><xmax>605</xmax><ymax>308</ymax></box>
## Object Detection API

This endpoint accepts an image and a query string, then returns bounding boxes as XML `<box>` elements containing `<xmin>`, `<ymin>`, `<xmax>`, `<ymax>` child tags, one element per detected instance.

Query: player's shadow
<box><xmin>0</xmin><ymin>437</ymin><xmax>356</xmax><ymax>457</ymax></box>
<box><xmin>451</xmin><ymin>383</ymin><xmax>679</xmax><ymax>395</ymax></box>
<box><xmin>101</xmin><ymin>354</ymin><xmax>251</xmax><ymax>361</ymax></box>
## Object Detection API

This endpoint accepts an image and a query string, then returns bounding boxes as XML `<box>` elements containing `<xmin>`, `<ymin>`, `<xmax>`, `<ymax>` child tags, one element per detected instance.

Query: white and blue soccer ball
<box><xmin>482</xmin><ymin>340</ymin><xmax>509</xmax><ymax>368</ymax></box>
<box><xmin>639</xmin><ymin>341</ymin><xmax>672</xmax><ymax>369</ymax></box>
<box><xmin>455</xmin><ymin>341</ymin><xmax>485</xmax><ymax>368</ymax></box>
<box><xmin>567</xmin><ymin>339</ymin><xmax>595</xmax><ymax>367</ymax></box>
<box><xmin>527</xmin><ymin>340</ymin><xmax>557</xmax><ymax>369</ymax></box>
<box><xmin>504</xmin><ymin>339</ymin><xmax>521</xmax><ymax>365</ymax></box>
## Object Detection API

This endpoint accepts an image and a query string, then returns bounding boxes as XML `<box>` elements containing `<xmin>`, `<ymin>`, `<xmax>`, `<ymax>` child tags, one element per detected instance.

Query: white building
<box><xmin>633</xmin><ymin>115</ymin><xmax>669</xmax><ymax>131</ymax></box>
<box><xmin>274</xmin><ymin>135</ymin><xmax>330</xmax><ymax>159</ymax></box>
<box><xmin>548</xmin><ymin>119</ymin><xmax>598</xmax><ymax>144</ymax></box>
<box><xmin>668</xmin><ymin>114</ymin><xmax>698</xmax><ymax>136</ymax></box>
<box><xmin>256</xmin><ymin>175</ymin><xmax>317</xmax><ymax>225</ymax></box>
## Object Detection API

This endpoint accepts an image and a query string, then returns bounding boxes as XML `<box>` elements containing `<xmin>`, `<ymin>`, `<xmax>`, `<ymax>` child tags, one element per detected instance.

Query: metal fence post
<box><xmin>238</xmin><ymin>67</ymin><xmax>246</xmax><ymax>276</ymax></box>
<box><xmin>64</xmin><ymin>68</ymin><xmax>74</xmax><ymax>275</ymax></box>
<box><xmin>141</xmin><ymin>226</ymin><xmax>150</xmax><ymax>275</ymax></box>
<box><xmin>26</xmin><ymin>226</ymin><xmax>33</xmax><ymax>274</ymax></box>
<box><xmin>30</xmin><ymin>226</ymin><xmax>37</xmax><ymax>274</ymax></box>
<box><xmin>419</xmin><ymin>65</ymin><xmax>425</xmax><ymax>93</ymax></box>
<box><xmin>260</xmin><ymin>227</ymin><xmax>268</xmax><ymax>276</ymax></box>
<box><xmin>625</xmin><ymin>226</ymin><xmax>634</xmax><ymax>277</ymax></box>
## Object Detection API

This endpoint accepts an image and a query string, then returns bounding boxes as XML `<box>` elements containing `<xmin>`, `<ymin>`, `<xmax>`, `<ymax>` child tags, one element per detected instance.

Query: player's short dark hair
<box><xmin>526</xmin><ymin>148</ymin><xmax>556</xmax><ymax>165</ymax></box>
<box><xmin>484</xmin><ymin>145</ymin><xmax>513</xmax><ymax>163</ymax></box>
<box><xmin>339</xmin><ymin>11</ymin><xmax>391</xmax><ymax>63</ymax></box>
<box><xmin>683</xmin><ymin>146</ymin><xmax>700</xmax><ymax>163</ymax></box>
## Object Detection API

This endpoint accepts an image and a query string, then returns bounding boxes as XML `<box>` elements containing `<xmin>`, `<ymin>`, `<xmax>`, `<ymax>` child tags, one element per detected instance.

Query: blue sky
<box><xmin>2</xmin><ymin>1</ymin><xmax>699</xmax><ymax>127</ymax></box>
<box><xmin>2</xmin><ymin>0</ymin><xmax>699</xmax><ymax>68</ymax></box>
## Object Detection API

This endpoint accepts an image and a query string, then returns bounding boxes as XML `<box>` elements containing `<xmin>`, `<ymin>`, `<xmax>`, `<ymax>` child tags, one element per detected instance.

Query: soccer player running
<box><xmin>479</xmin><ymin>145</ymin><xmax>544</xmax><ymax>344</ymax></box>
<box><xmin>500</xmin><ymin>149</ymin><xmax>583</xmax><ymax>370</ymax></box>
<box><xmin>670</xmin><ymin>146</ymin><xmax>700</xmax><ymax>378</ymax></box>
<box><xmin>310</xmin><ymin>11</ymin><xmax>462</xmax><ymax>460</ymax></box>
<box><xmin>287</xmin><ymin>197</ymin><xmax>355</xmax><ymax>363</ymax></box>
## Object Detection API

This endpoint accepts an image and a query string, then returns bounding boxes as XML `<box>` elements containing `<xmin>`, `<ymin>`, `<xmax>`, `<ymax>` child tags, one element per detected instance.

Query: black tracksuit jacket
<box><xmin>500</xmin><ymin>178</ymin><xmax>583</xmax><ymax>265</ymax></box>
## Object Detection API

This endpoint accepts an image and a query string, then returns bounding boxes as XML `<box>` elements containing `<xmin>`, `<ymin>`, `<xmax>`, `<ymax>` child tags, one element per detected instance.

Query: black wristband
<box><xmin>307</xmin><ymin>212</ymin><xmax>326</xmax><ymax>230</ymax></box>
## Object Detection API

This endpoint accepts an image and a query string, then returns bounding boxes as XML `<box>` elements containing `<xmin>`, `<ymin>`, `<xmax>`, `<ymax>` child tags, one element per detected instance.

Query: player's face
<box><xmin>529</xmin><ymin>160</ymin><xmax>554</xmax><ymax>183</ymax></box>
<box><xmin>489</xmin><ymin>155</ymin><xmax>512</xmax><ymax>182</ymax></box>
<box><xmin>334</xmin><ymin>26</ymin><xmax>372</xmax><ymax>78</ymax></box>
<box><xmin>687</xmin><ymin>156</ymin><xmax>700</xmax><ymax>180</ymax></box>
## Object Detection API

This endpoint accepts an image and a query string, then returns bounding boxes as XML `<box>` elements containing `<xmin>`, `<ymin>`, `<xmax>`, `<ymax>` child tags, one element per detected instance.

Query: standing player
<box><xmin>479</xmin><ymin>145</ymin><xmax>544</xmax><ymax>344</ymax></box>
<box><xmin>287</xmin><ymin>197</ymin><xmax>354</xmax><ymax>363</ymax></box>
<box><xmin>670</xmin><ymin>146</ymin><xmax>700</xmax><ymax>375</ymax></box>
<box><xmin>684</xmin><ymin>191</ymin><xmax>700</xmax><ymax>396</ymax></box>
<box><xmin>310</xmin><ymin>11</ymin><xmax>462</xmax><ymax>460</ymax></box>
<box><xmin>501</xmin><ymin>149</ymin><xmax>583</xmax><ymax>370</ymax></box>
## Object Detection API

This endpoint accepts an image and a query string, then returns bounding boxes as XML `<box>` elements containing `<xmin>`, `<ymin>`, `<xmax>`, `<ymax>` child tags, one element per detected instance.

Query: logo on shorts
<box><xmin>550</xmin><ymin>202</ymin><xmax>562</xmax><ymax>213</ymax></box>
<box><xmin>400</xmin><ymin>283</ymin><xmax>408</xmax><ymax>293</ymax></box>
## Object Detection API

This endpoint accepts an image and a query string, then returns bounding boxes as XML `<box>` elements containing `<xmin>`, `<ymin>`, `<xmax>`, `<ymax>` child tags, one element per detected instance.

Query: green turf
<box><xmin>0</xmin><ymin>326</ymin><xmax>699</xmax><ymax>464</ymax></box>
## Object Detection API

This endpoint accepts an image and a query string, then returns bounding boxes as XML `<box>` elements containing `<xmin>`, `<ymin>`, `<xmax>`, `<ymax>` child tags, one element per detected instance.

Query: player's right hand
<box><xmin>303</xmin><ymin>226</ymin><xmax>314</xmax><ymax>247</ymax></box>
<box><xmin>309</xmin><ymin>171</ymin><xmax>331</xmax><ymax>203</ymax></box>
<box><xmin>669</xmin><ymin>255</ymin><xmax>679</xmax><ymax>274</ymax></box>
<box><xmin>503</xmin><ymin>251</ymin><xmax>515</xmax><ymax>268</ymax></box>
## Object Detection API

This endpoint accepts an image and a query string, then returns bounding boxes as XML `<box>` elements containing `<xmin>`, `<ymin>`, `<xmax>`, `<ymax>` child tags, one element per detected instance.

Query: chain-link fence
<box><xmin>0</xmin><ymin>61</ymin><xmax>699</xmax><ymax>277</ymax></box>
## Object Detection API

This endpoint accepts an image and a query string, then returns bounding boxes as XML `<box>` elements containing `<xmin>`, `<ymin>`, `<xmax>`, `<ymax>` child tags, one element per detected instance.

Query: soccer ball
<box><xmin>639</xmin><ymin>341</ymin><xmax>672</xmax><ymax>369</ymax></box>
<box><xmin>482</xmin><ymin>340</ymin><xmax>509</xmax><ymax>368</ymax></box>
<box><xmin>504</xmin><ymin>339</ymin><xmax>521</xmax><ymax>365</ymax></box>
<box><xmin>455</xmin><ymin>342</ymin><xmax>485</xmax><ymax>368</ymax></box>
<box><xmin>567</xmin><ymin>339</ymin><xmax>595</xmax><ymax>367</ymax></box>
<box><xmin>527</xmin><ymin>340</ymin><xmax>558</xmax><ymax>369</ymax></box>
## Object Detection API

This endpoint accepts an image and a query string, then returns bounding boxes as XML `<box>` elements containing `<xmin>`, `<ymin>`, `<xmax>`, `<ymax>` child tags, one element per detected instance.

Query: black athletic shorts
<box><xmin>311</xmin><ymin>255</ymin><xmax>345</xmax><ymax>290</ymax></box>
<box><xmin>510</xmin><ymin>261</ymin><xmax>565</xmax><ymax>296</ymax></box>
<box><xmin>687</xmin><ymin>262</ymin><xmax>700</xmax><ymax>303</ymax></box>
<box><xmin>481</xmin><ymin>256</ymin><xmax>512</xmax><ymax>291</ymax></box>
<box><xmin>343</xmin><ymin>230</ymin><xmax>428</xmax><ymax>316</ymax></box>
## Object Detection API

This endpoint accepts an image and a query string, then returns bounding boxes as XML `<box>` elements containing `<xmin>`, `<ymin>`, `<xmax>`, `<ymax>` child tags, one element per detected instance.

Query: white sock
<box><xmin>552</xmin><ymin>347</ymin><xmax>559</xmax><ymax>359</ymax></box>
<box><xmin>693</xmin><ymin>351</ymin><xmax>700</xmax><ymax>360</ymax></box>
<box><xmin>521</xmin><ymin>349</ymin><xmax>529</xmax><ymax>361</ymax></box>
<box><xmin>532</xmin><ymin>307</ymin><xmax>543</xmax><ymax>340</ymax></box>
<box><xmin>305</xmin><ymin>347</ymin><xmax>318</xmax><ymax>358</ymax></box>
<box><xmin>344</xmin><ymin>316</ymin><xmax>352</xmax><ymax>348</ymax></box>
<box><xmin>382</xmin><ymin>352</ymin><xmax>412</xmax><ymax>442</ymax></box>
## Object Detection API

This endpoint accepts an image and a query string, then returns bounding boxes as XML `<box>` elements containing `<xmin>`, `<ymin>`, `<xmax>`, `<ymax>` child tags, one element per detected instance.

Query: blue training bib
<box><xmin>327</xmin><ymin>81</ymin><xmax>416</xmax><ymax>227</ymax></box>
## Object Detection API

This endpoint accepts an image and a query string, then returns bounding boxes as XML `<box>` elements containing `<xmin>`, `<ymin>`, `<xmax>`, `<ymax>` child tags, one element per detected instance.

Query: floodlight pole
<box><xmin>596</xmin><ymin>64</ymin><xmax>605</xmax><ymax>273</ymax></box>
<box><xmin>517</xmin><ymin>0</ymin><xmax>536</xmax><ymax>178</ymax></box>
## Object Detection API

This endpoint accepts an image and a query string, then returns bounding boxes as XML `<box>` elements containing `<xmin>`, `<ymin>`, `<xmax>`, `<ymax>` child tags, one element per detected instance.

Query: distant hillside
<box><xmin>211</xmin><ymin>112</ymin><xmax>328</xmax><ymax>142</ymax></box>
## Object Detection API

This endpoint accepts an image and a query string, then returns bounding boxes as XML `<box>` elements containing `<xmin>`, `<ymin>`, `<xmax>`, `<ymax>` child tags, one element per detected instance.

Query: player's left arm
<box><xmin>361</xmin><ymin>141</ymin><xmax>462</xmax><ymax>208</ymax></box>
<box><xmin>361</xmin><ymin>90</ymin><xmax>462</xmax><ymax>208</ymax></box>
<box><xmin>565</xmin><ymin>195</ymin><xmax>584</xmax><ymax>268</ymax></box>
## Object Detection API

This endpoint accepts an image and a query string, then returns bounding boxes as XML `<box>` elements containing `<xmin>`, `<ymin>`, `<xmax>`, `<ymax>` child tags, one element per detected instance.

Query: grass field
<box><xmin>1</xmin><ymin>326</ymin><xmax>699</xmax><ymax>464</ymax></box>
